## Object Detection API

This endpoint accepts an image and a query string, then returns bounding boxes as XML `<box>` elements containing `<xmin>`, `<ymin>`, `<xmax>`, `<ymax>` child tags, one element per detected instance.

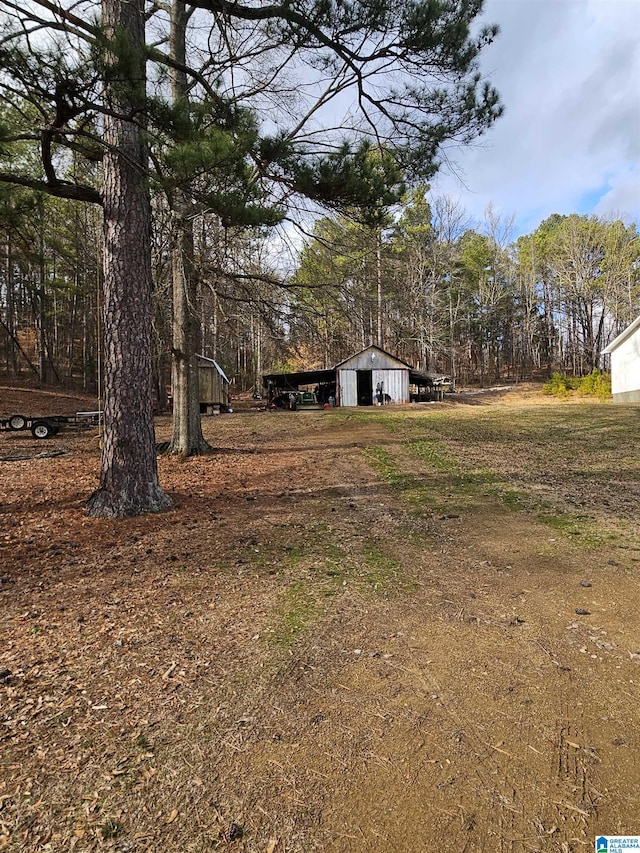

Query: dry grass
<box><xmin>1</xmin><ymin>385</ymin><xmax>639</xmax><ymax>851</ymax></box>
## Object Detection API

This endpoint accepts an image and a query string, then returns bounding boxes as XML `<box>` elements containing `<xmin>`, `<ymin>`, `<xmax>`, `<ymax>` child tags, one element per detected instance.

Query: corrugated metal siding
<box><xmin>338</xmin><ymin>369</ymin><xmax>357</xmax><ymax>406</ymax></box>
<box><xmin>373</xmin><ymin>369</ymin><xmax>409</xmax><ymax>404</ymax></box>
<box><xmin>340</xmin><ymin>348</ymin><xmax>409</xmax><ymax>371</ymax></box>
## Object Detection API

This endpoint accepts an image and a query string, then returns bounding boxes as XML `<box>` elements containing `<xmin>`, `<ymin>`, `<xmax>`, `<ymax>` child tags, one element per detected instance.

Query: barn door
<box><xmin>338</xmin><ymin>369</ymin><xmax>357</xmax><ymax>407</ymax></box>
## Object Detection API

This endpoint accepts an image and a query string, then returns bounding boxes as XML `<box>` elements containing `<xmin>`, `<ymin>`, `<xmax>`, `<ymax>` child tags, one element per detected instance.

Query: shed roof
<box><xmin>196</xmin><ymin>354</ymin><xmax>230</xmax><ymax>384</ymax></box>
<box><xmin>602</xmin><ymin>315</ymin><xmax>640</xmax><ymax>354</ymax></box>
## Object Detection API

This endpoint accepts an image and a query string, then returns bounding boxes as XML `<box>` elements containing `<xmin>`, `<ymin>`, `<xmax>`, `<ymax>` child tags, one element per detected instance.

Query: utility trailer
<box><xmin>0</xmin><ymin>411</ymin><xmax>102</xmax><ymax>439</ymax></box>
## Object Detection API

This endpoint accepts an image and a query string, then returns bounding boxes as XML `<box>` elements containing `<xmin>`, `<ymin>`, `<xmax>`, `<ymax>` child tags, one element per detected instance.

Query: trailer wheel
<box><xmin>8</xmin><ymin>414</ymin><xmax>27</xmax><ymax>430</ymax></box>
<box><xmin>31</xmin><ymin>420</ymin><xmax>53</xmax><ymax>439</ymax></box>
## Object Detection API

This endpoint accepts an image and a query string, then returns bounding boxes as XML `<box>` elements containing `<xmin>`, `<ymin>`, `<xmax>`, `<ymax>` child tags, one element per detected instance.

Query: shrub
<box><xmin>542</xmin><ymin>372</ymin><xmax>578</xmax><ymax>397</ymax></box>
<box><xmin>578</xmin><ymin>369</ymin><xmax>611</xmax><ymax>400</ymax></box>
<box><xmin>542</xmin><ymin>370</ymin><xmax>611</xmax><ymax>400</ymax></box>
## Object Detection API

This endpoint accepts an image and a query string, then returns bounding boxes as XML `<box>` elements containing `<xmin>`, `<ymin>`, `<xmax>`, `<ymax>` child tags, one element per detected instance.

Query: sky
<box><xmin>429</xmin><ymin>0</ymin><xmax>640</xmax><ymax>238</ymax></box>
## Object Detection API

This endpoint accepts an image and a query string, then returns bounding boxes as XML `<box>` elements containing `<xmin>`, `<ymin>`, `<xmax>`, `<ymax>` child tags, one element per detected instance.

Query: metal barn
<box><xmin>263</xmin><ymin>345</ymin><xmax>447</xmax><ymax>408</ymax></box>
<box><xmin>335</xmin><ymin>346</ymin><xmax>411</xmax><ymax>406</ymax></box>
<box><xmin>603</xmin><ymin>316</ymin><xmax>640</xmax><ymax>403</ymax></box>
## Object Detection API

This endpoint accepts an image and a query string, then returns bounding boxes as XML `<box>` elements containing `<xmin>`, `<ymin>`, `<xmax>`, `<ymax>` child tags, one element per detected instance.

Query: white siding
<box><xmin>603</xmin><ymin>315</ymin><xmax>640</xmax><ymax>402</ymax></box>
<box><xmin>338</xmin><ymin>369</ymin><xmax>358</xmax><ymax>406</ymax></box>
<box><xmin>610</xmin><ymin>329</ymin><xmax>640</xmax><ymax>400</ymax></box>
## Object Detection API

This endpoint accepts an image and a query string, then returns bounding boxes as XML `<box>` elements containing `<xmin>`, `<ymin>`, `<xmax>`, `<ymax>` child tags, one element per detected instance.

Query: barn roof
<box><xmin>263</xmin><ymin>346</ymin><xmax>414</xmax><ymax>389</ymax></box>
<box><xmin>334</xmin><ymin>344</ymin><xmax>413</xmax><ymax>370</ymax></box>
<box><xmin>603</xmin><ymin>315</ymin><xmax>640</xmax><ymax>354</ymax></box>
<box><xmin>263</xmin><ymin>342</ymin><xmax>449</xmax><ymax>389</ymax></box>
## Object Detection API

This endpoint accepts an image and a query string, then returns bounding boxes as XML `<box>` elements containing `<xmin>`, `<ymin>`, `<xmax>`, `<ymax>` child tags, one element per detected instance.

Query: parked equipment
<box><xmin>0</xmin><ymin>411</ymin><xmax>102</xmax><ymax>439</ymax></box>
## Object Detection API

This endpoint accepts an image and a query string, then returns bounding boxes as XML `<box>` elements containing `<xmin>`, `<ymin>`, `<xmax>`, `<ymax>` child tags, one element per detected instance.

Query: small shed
<box><xmin>603</xmin><ymin>316</ymin><xmax>640</xmax><ymax>403</ymax></box>
<box><xmin>197</xmin><ymin>354</ymin><xmax>231</xmax><ymax>413</ymax></box>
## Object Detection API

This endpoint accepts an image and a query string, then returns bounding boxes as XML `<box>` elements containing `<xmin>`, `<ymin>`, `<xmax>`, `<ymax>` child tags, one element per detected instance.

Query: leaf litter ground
<box><xmin>1</xmin><ymin>383</ymin><xmax>639</xmax><ymax>852</ymax></box>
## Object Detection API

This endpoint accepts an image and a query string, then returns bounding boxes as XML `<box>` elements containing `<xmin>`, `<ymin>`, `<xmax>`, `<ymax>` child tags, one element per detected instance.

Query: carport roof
<box><xmin>263</xmin><ymin>366</ymin><xmax>448</xmax><ymax>388</ymax></box>
<box><xmin>262</xmin><ymin>368</ymin><xmax>335</xmax><ymax>388</ymax></box>
<box><xmin>410</xmin><ymin>370</ymin><xmax>449</xmax><ymax>386</ymax></box>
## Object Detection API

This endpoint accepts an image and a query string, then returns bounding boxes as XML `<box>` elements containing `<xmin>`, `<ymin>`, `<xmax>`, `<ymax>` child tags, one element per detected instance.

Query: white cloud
<box><xmin>593</xmin><ymin>163</ymin><xmax>640</xmax><ymax>220</ymax></box>
<box><xmin>431</xmin><ymin>0</ymin><xmax>640</xmax><ymax>234</ymax></box>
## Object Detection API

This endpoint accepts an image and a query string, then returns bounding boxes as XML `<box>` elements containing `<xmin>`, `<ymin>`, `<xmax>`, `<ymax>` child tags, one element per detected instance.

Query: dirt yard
<box><xmin>1</xmin><ymin>383</ymin><xmax>639</xmax><ymax>852</ymax></box>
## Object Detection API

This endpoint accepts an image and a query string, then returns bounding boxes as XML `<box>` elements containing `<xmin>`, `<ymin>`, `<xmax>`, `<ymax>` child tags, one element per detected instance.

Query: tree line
<box><xmin>3</xmin><ymin>0</ymin><xmax>633</xmax><ymax>518</ymax></box>
<box><xmin>286</xmin><ymin>195</ymin><xmax>639</xmax><ymax>385</ymax></box>
<box><xmin>0</xmin><ymin>187</ymin><xmax>283</xmax><ymax>396</ymax></box>
<box><xmin>1</xmin><ymin>0</ymin><xmax>504</xmax><ymax>516</ymax></box>
<box><xmin>3</xmin><ymin>186</ymin><xmax>637</xmax><ymax>399</ymax></box>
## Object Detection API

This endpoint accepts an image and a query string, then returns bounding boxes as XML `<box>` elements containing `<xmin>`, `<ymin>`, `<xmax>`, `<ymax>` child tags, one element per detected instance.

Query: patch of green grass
<box><xmin>535</xmin><ymin>509</ymin><xmax>616</xmax><ymax>546</ymax></box>
<box><xmin>321</xmin><ymin>546</ymin><xmax>349</xmax><ymax>584</ymax></box>
<box><xmin>536</xmin><ymin>511</ymin><xmax>583</xmax><ymax>536</ymax></box>
<box><xmin>360</xmin><ymin>409</ymin><xmax>622</xmax><ymax>550</ymax></box>
<box><xmin>369</xmin><ymin>405</ymin><xmax>639</xmax><ymax>548</ymax></box>
<box><xmin>323</xmin><ymin>566</ymin><xmax>343</xmax><ymax>578</ymax></box>
<box><xmin>365</xmin><ymin>445</ymin><xmax>441</xmax><ymax>513</ymax></box>
<box><xmin>267</xmin><ymin>533</ymin><xmax>412</xmax><ymax>647</ymax></box>
<box><xmin>405</xmin><ymin>437</ymin><xmax>459</xmax><ymax>473</ymax></box>
<box><xmin>364</xmin><ymin>443</ymin><xmax>499</xmax><ymax>517</ymax></box>
<box><xmin>283</xmin><ymin>544</ymin><xmax>306</xmax><ymax>565</ymax></box>
<box><xmin>360</xmin><ymin>545</ymin><xmax>403</xmax><ymax>592</ymax></box>
<box><xmin>498</xmin><ymin>488</ymin><xmax>529</xmax><ymax>512</ymax></box>
<box><xmin>271</xmin><ymin>580</ymin><xmax>317</xmax><ymax>647</ymax></box>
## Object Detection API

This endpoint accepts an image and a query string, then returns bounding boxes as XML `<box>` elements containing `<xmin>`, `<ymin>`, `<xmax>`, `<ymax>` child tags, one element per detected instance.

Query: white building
<box><xmin>335</xmin><ymin>346</ymin><xmax>411</xmax><ymax>406</ymax></box>
<box><xmin>603</xmin><ymin>316</ymin><xmax>640</xmax><ymax>403</ymax></box>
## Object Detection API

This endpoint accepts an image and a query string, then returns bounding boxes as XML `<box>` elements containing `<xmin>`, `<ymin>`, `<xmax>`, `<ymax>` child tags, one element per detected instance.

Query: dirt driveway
<box><xmin>1</xmin><ymin>385</ymin><xmax>639</xmax><ymax>852</ymax></box>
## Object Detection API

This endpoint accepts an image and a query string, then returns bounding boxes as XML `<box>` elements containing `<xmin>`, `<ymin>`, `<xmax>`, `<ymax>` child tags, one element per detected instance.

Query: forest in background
<box><xmin>1</xmin><ymin>188</ymin><xmax>638</xmax><ymax>396</ymax></box>
<box><xmin>2</xmin><ymin>0</ymin><xmax>637</xmax><ymax>514</ymax></box>
<box><xmin>0</xmin><ymin>0</ymin><xmax>637</xmax><ymax>401</ymax></box>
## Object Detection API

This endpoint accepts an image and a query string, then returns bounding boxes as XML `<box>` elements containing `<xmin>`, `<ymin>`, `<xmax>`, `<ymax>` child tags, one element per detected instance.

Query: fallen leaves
<box><xmin>2</xmin><ymin>389</ymin><xmax>640</xmax><ymax>852</ymax></box>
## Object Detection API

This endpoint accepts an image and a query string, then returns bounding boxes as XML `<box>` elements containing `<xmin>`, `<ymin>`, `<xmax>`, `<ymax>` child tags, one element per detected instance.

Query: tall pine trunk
<box><xmin>4</xmin><ymin>232</ymin><xmax>17</xmax><ymax>375</ymax></box>
<box><xmin>169</xmin><ymin>205</ymin><xmax>209</xmax><ymax>454</ymax></box>
<box><xmin>167</xmin><ymin>0</ymin><xmax>209</xmax><ymax>456</ymax></box>
<box><xmin>86</xmin><ymin>0</ymin><xmax>171</xmax><ymax>517</ymax></box>
<box><xmin>376</xmin><ymin>230</ymin><xmax>383</xmax><ymax>349</ymax></box>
